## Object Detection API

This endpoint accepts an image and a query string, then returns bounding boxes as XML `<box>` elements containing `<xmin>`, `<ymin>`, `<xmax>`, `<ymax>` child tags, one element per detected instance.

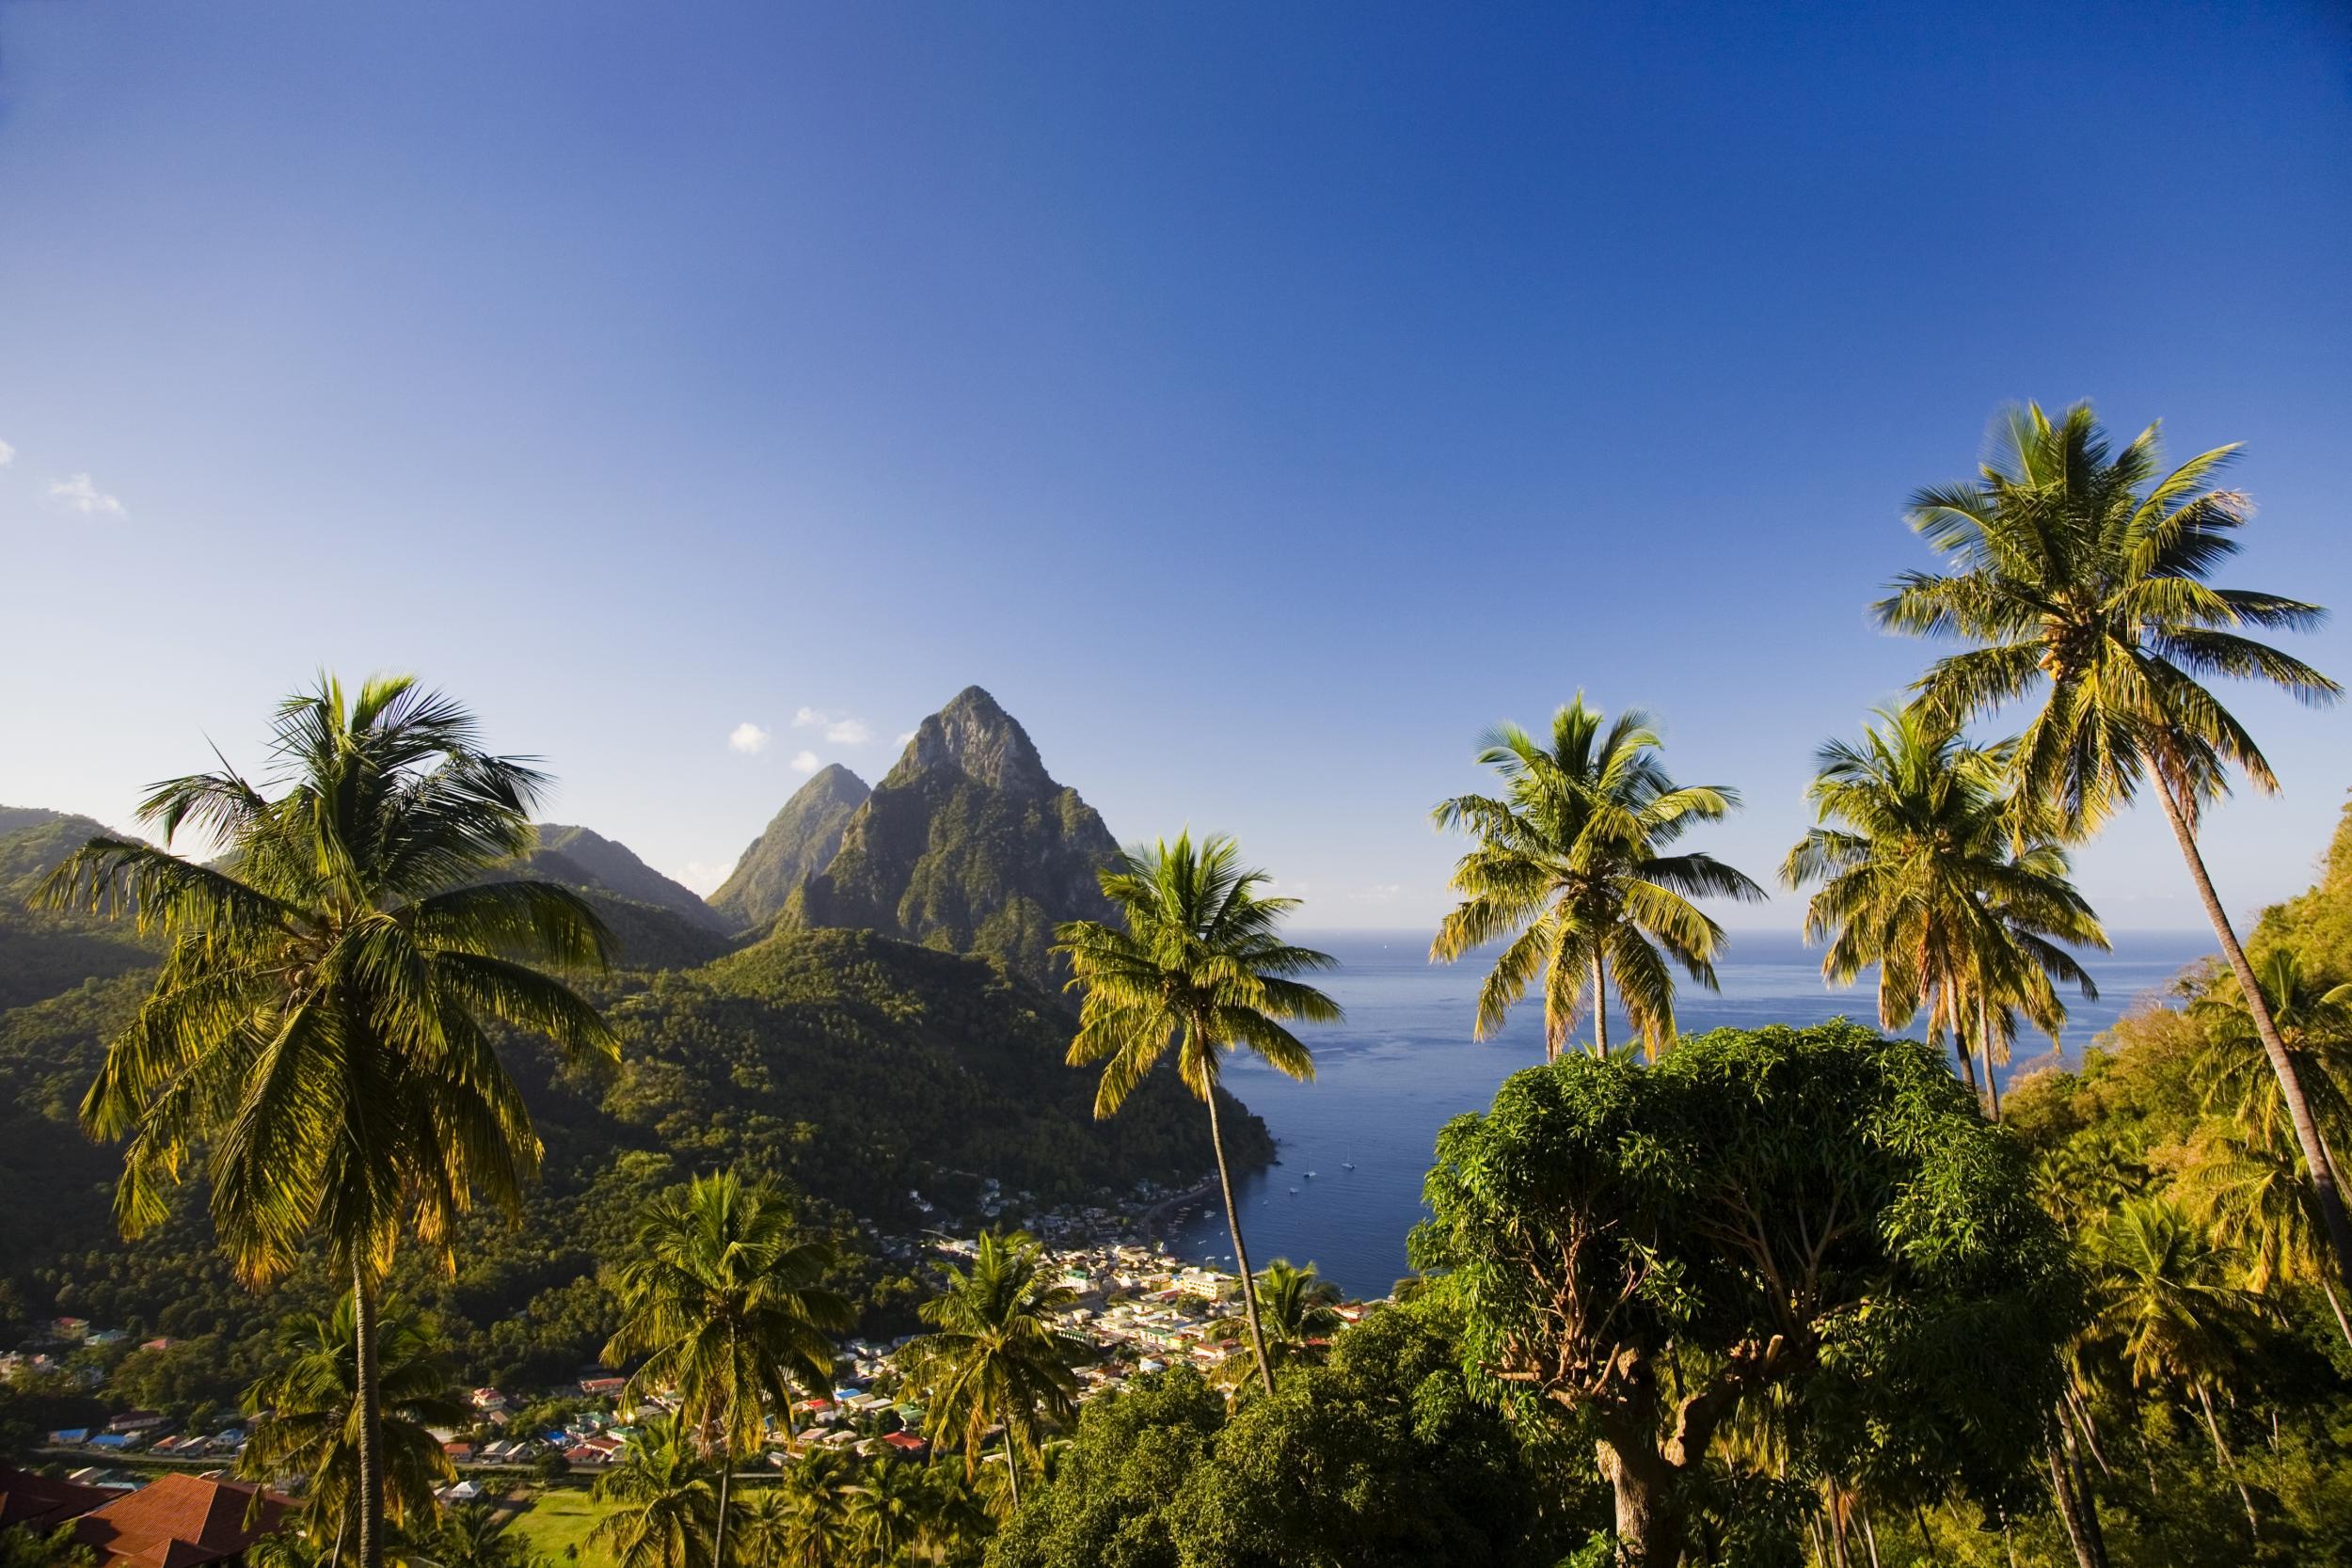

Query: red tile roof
<box><xmin>0</xmin><ymin>1465</ymin><xmax>111</xmax><ymax>1530</ymax></box>
<box><xmin>72</xmin><ymin>1473</ymin><xmax>293</xmax><ymax>1568</ymax></box>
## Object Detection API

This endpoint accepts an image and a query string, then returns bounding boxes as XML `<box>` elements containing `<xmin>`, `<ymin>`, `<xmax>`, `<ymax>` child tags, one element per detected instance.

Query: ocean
<box><xmin>1162</xmin><ymin>927</ymin><xmax>2217</xmax><ymax>1299</ymax></box>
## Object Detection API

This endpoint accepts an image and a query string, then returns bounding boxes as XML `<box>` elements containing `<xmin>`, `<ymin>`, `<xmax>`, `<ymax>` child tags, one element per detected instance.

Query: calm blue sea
<box><xmin>1164</xmin><ymin>928</ymin><xmax>2216</xmax><ymax>1299</ymax></box>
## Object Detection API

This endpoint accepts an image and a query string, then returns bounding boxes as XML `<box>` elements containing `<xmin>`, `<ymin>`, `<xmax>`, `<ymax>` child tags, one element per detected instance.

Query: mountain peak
<box><xmin>894</xmin><ymin>684</ymin><xmax>1049</xmax><ymax>794</ymax></box>
<box><xmin>707</xmin><ymin>766</ymin><xmax>872</xmax><ymax>932</ymax></box>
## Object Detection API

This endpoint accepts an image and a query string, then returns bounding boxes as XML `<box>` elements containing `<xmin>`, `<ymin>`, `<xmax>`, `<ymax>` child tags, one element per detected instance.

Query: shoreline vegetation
<box><xmin>3</xmin><ymin>401</ymin><xmax>2349</xmax><ymax>1567</ymax></box>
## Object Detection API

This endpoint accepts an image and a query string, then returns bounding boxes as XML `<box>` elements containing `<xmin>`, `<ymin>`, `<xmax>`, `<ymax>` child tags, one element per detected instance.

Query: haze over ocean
<box><xmin>1166</xmin><ymin>929</ymin><xmax>2215</xmax><ymax>1298</ymax></box>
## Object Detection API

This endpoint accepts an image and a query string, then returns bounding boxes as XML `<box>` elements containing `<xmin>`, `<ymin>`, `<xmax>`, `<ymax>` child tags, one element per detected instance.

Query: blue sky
<box><xmin>2</xmin><ymin>1</ymin><xmax>2346</xmax><ymax>931</ymax></box>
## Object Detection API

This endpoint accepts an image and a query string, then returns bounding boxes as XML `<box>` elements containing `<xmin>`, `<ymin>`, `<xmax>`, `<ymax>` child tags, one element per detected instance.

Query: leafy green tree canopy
<box><xmin>1417</xmin><ymin>1021</ymin><xmax>2085</xmax><ymax>1568</ymax></box>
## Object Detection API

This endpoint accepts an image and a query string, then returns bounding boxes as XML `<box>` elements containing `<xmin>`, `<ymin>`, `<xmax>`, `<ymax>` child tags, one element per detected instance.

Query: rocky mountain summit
<box><xmin>786</xmin><ymin>686</ymin><xmax>1120</xmax><ymax>985</ymax></box>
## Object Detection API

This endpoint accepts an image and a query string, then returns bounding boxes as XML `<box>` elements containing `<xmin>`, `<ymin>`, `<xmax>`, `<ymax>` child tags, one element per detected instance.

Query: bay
<box><xmin>1164</xmin><ymin>928</ymin><xmax>2217</xmax><ymax>1299</ymax></box>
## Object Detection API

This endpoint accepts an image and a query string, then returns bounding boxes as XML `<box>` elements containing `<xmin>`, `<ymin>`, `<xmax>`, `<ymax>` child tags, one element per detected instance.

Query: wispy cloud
<box><xmin>49</xmin><ymin>473</ymin><xmax>126</xmax><ymax>517</ymax></box>
<box><xmin>675</xmin><ymin>859</ymin><xmax>738</xmax><ymax>895</ymax></box>
<box><xmin>794</xmin><ymin>706</ymin><xmax>872</xmax><ymax>745</ymax></box>
<box><xmin>1349</xmin><ymin>883</ymin><xmax>1403</xmax><ymax>902</ymax></box>
<box><xmin>896</xmin><ymin>730</ymin><xmax>918</xmax><ymax>747</ymax></box>
<box><xmin>728</xmin><ymin>721</ymin><xmax>771</xmax><ymax>755</ymax></box>
<box><xmin>0</xmin><ymin>438</ymin><xmax>15</xmax><ymax>467</ymax></box>
<box><xmin>789</xmin><ymin>750</ymin><xmax>820</xmax><ymax>774</ymax></box>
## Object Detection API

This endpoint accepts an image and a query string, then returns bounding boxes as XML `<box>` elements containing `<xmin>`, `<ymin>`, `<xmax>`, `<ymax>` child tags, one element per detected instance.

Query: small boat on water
<box><xmin>1287</xmin><ymin>1187</ymin><xmax>1299</xmax><ymax>1196</ymax></box>
<box><xmin>1305</xmin><ymin>1171</ymin><xmax>1315</xmax><ymax>1179</ymax></box>
<box><xmin>1342</xmin><ymin>1161</ymin><xmax>1356</xmax><ymax>1170</ymax></box>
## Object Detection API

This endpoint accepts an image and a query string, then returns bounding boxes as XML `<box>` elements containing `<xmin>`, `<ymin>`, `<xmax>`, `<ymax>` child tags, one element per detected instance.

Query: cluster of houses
<box><xmin>0</xmin><ymin>1465</ymin><xmax>290</xmax><ymax>1568</ymax></box>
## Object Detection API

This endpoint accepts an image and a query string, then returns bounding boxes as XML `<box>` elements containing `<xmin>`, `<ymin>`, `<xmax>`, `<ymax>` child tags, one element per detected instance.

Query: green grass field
<box><xmin>508</xmin><ymin>1487</ymin><xmax>618</xmax><ymax>1568</ymax></box>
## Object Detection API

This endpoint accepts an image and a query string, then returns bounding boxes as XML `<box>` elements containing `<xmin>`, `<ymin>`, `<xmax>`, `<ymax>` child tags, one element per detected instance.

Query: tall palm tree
<box><xmin>2088</xmin><ymin>1198</ymin><xmax>2270</xmax><ymax>1538</ymax></box>
<box><xmin>590</xmin><ymin>1417</ymin><xmax>721</xmax><ymax>1568</ymax></box>
<box><xmin>900</xmin><ymin>1230</ymin><xmax>1085</xmax><ymax>1513</ymax></box>
<box><xmin>1055</xmin><ymin>832</ymin><xmax>1343</xmax><ymax>1393</ymax></box>
<box><xmin>1431</xmin><ymin>695</ymin><xmax>1764</xmax><ymax>1060</ymax></box>
<box><xmin>605</xmin><ymin>1172</ymin><xmax>852</xmax><ymax>1568</ymax></box>
<box><xmin>843</xmin><ymin>1453</ymin><xmax>930</xmax><ymax>1565</ymax></box>
<box><xmin>1783</xmin><ymin>707</ymin><xmax>2106</xmax><ymax>1117</ymax></box>
<box><xmin>238</xmin><ymin>1293</ymin><xmax>469</xmax><ymax>1551</ymax></box>
<box><xmin>1877</xmin><ymin>402</ymin><xmax>2345</xmax><ymax>1278</ymax></box>
<box><xmin>36</xmin><ymin>674</ymin><xmax>622</xmax><ymax>1568</ymax></box>
<box><xmin>1208</xmin><ymin>1258</ymin><xmax>1343</xmax><ymax>1382</ymax></box>
<box><xmin>771</xmin><ymin>1449</ymin><xmax>858</xmax><ymax>1568</ymax></box>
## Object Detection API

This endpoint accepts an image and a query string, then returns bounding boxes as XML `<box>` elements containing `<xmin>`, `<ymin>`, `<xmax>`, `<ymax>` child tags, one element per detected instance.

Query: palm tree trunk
<box><xmin>1000</xmin><ymin>1430</ymin><xmax>1021</xmax><ymax>1512</ymax></box>
<box><xmin>1205</xmin><ymin>1089</ymin><xmax>1275</xmax><ymax>1394</ymax></box>
<box><xmin>2046</xmin><ymin>1437</ymin><xmax>2106</xmax><ymax>1568</ymax></box>
<box><xmin>2154</xmin><ymin>775</ymin><xmax>2352</xmax><ymax>1298</ymax></box>
<box><xmin>2322</xmin><ymin>1276</ymin><xmax>2352</xmax><ymax>1352</ymax></box>
<box><xmin>351</xmin><ymin>1266</ymin><xmax>385</xmax><ymax>1568</ymax></box>
<box><xmin>1592</xmin><ymin>951</ymin><xmax>1610</xmax><ymax>1060</ymax></box>
<box><xmin>1979</xmin><ymin>1004</ymin><xmax>2002</xmax><ymax>1122</ymax></box>
<box><xmin>2193</xmin><ymin>1383</ymin><xmax>2258</xmax><ymax>1541</ymax></box>
<box><xmin>713</xmin><ymin>1451</ymin><xmax>733</xmax><ymax>1568</ymax></box>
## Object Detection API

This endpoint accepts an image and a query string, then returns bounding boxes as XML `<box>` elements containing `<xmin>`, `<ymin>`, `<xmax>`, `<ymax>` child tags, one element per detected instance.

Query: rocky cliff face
<box><xmin>787</xmin><ymin>687</ymin><xmax>1120</xmax><ymax>985</ymax></box>
<box><xmin>708</xmin><ymin>764</ymin><xmax>871</xmax><ymax>932</ymax></box>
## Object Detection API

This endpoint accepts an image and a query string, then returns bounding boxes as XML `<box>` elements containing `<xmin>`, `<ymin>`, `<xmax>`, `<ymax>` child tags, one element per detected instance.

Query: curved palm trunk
<box><xmin>351</xmin><ymin>1266</ymin><xmax>385</xmax><ymax>1568</ymax></box>
<box><xmin>2155</xmin><ymin>777</ymin><xmax>2352</xmax><ymax>1297</ymax></box>
<box><xmin>1592</xmin><ymin>951</ymin><xmax>1610</xmax><ymax>1060</ymax></box>
<box><xmin>1979</xmin><ymin>1005</ymin><xmax>2003</xmax><ymax>1123</ymax></box>
<box><xmin>2192</xmin><ymin>1384</ymin><xmax>2258</xmax><ymax>1541</ymax></box>
<box><xmin>1205</xmin><ymin>1089</ymin><xmax>1275</xmax><ymax>1394</ymax></box>
<box><xmin>2046</xmin><ymin>1431</ymin><xmax>2107</xmax><ymax>1568</ymax></box>
<box><xmin>1000</xmin><ymin>1430</ymin><xmax>1021</xmax><ymax>1513</ymax></box>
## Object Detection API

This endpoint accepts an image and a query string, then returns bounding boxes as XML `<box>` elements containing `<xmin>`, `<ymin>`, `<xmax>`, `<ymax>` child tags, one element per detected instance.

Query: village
<box><xmin>6</xmin><ymin>1179</ymin><xmax>1377</xmax><ymax>1559</ymax></box>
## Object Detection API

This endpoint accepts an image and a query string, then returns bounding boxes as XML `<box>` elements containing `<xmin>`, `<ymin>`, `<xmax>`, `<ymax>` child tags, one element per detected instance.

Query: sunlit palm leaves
<box><xmin>590</xmin><ymin>1417</ymin><xmax>722</xmax><ymax>1568</ymax></box>
<box><xmin>605</xmin><ymin>1171</ymin><xmax>852</xmax><ymax>1568</ymax></box>
<box><xmin>1782</xmin><ymin>706</ymin><xmax>2105</xmax><ymax>1109</ymax></box>
<box><xmin>35</xmin><ymin>674</ymin><xmax>620</xmax><ymax>1568</ymax></box>
<box><xmin>1432</xmin><ymin>693</ymin><xmax>1763</xmax><ymax>1059</ymax></box>
<box><xmin>1877</xmin><ymin>400</ymin><xmax>2349</xmax><ymax>1286</ymax></box>
<box><xmin>237</xmin><ymin>1293</ymin><xmax>468</xmax><ymax>1544</ymax></box>
<box><xmin>1208</xmin><ymin>1258</ymin><xmax>1343</xmax><ymax>1382</ymax></box>
<box><xmin>1055</xmin><ymin>832</ymin><xmax>1342</xmax><ymax>1393</ymax></box>
<box><xmin>899</xmin><ymin>1229</ymin><xmax>1085</xmax><ymax>1515</ymax></box>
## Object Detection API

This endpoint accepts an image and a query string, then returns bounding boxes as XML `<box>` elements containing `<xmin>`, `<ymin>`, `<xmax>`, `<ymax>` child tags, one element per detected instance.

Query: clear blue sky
<box><xmin>3</xmin><ymin>2</ymin><xmax>2346</xmax><ymax>930</ymax></box>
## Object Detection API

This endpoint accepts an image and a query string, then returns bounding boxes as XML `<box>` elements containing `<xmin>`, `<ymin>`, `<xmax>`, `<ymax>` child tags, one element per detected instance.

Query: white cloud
<box><xmin>1349</xmin><ymin>883</ymin><xmax>1403</xmax><ymax>902</ymax></box>
<box><xmin>0</xmin><ymin>438</ymin><xmax>15</xmax><ymax>467</ymax></box>
<box><xmin>728</xmin><ymin>721</ymin><xmax>771</xmax><ymax>755</ymax></box>
<box><xmin>675</xmin><ymin>859</ymin><xmax>738</xmax><ymax>895</ymax></box>
<box><xmin>49</xmin><ymin>473</ymin><xmax>126</xmax><ymax>517</ymax></box>
<box><xmin>793</xmin><ymin>706</ymin><xmax>871</xmax><ymax>744</ymax></box>
<box><xmin>789</xmin><ymin>750</ymin><xmax>820</xmax><ymax>774</ymax></box>
<box><xmin>896</xmin><ymin>730</ymin><xmax>918</xmax><ymax>747</ymax></box>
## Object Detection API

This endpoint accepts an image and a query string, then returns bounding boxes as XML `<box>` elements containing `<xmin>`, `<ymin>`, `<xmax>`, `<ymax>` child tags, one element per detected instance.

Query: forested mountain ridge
<box><xmin>526</xmin><ymin>822</ymin><xmax>730</xmax><ymax>931</ymax></box>
<box><xmin>0</xmin><ymin>808</ymin><xmax>155</xmax><ymax>1011</ymax></box>
<box><xmin>707</xmin><ymin>762</ymin><xmax>868</xmax><ymax>932</ymax></box>
<box><xmin>0</xmin><ymin>805</ymin><xmax>1263</xmax><ymax>1391</ymax></box>
<box><xmin>787</xmin><ymin>687</ymin><xmax>1121</xmax><ymax>985</ymax></box>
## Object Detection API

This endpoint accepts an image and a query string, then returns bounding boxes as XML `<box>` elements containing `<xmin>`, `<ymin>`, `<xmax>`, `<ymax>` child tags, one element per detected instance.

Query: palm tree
<box><xmin>2191</xmin><ymin>949</ymin><xmax>2352</xmax><ymax>1146</ymax></box>
<box><xmin>605</xmin><ymin>1172</ymin><xmax>852</xmax><ymax>1568</ymax></box>
<box><xmin>1876</xmin><ymin>402</ymin><xmax>2345</xmax><ymax>1279</ymax></box>
<box><xmin>1782</xmin><ymin>707</ymin><xmax>2106</xmax><ymax>1117</ymax></box>
<box><xmin>771</xmin><ymin>1449</ymin><xmax>857</xmax><ymax>1568</ymax></box>
<box><xmin>34</xmin><ymin>675</ymin><xmax>620</xmax><ymax>1568</ymax></box>
<box><xmin>1209</xmin><ymin>1259</ymin><xmax>1343</xmax><ymax>1381</ymax></box>
<box><xmin>900</xmin><ymin>1230</ymin><xmax>1085</xmax><ymax>1513</ymax></box>
<box><xmin>729</xmin><ymin>1488</ymin><xmax>794</xmax><ymax>1568</ymax></box>
<box><xmin>1431</xmin><ymin>695</ymin><xmax>1764</xmax><ymax>1060</ymax></box>
<box><xmin>1055</xmin><ymin>832</ymin><xmax>1343</xmax><ymax>1392</ymax></box>
<box><xmin>431</xmin><ymin>1504</ymin><xmax>538</xmax><ymax>1568</ymax></box>
<box><xmin>590</xmin><ymin>1417</ymin><xmax>722</xmax><ymax>1568</ymax></box>
<box><xmin>843</xmin><ymin>1453</ymin><xmax>930</xmax><ymax>1565</ymax></box>
<box><xmin>2088</xmin><ymin>1198</ymin><xmax>2270</xmax><ymax>1538</ymax></box>
<box><xmin>238</xmin><ymin>1293</ymin><xmax>469</xmax><ymax>1552</ymax></box>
